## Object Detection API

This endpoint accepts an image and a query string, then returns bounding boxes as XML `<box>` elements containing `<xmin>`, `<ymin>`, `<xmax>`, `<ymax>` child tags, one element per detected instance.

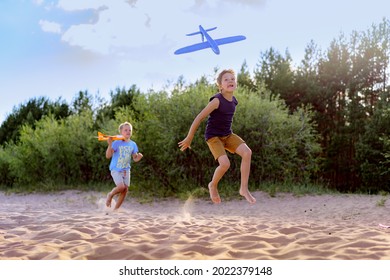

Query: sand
<box><xmin>1</xmin><ymin>190</ymin><xmax>390</xmax><ymax>260</ymax></box>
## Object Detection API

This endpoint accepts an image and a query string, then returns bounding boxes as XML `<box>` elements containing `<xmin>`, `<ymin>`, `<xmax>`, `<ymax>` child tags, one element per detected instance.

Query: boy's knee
<box><xmin>219</xmin><ymin>157</ymin><xmax>230</xmax><ymax>171</ymax></box>
<box><xmin>245</xmin><ymin>147</ymin><xmax>252</xmax><ymax>158</ymax></box>
<box><xmin>239</xmin><ymin>145</ymin><xmax>252</xmax><ymax>159</ymax></box>
<box><xmin>118</xmin><ymin>184</ymin><xmax>128</xmax><ymax>193</ymax></box>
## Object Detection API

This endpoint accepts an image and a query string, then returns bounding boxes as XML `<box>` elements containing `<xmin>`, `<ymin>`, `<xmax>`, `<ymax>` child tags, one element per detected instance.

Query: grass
<box><xmin>376</xmin><ymin>191</ymin><xmax>388</xmax><ymax>207</ymax></box>
<box><xmin>253</xmin><ymin>181</ymin><xmax>339</xmax><ymax>197</ymax></box>
<box><xmin>376</xmin><ymin>197</ymin><xmax>387</xmax><ymax>207</ymax></box>
<box><xmin>0</xmin><ymin>180</ymin><xmax>345</xmax><ymax>203</ymax></box>
<box><xmin>173</xmin><ymin>181</ymin><xmax>340</xmax><ymax>201</ymax></box>
<box><xmin>0</xmin><ymin>181</ymin><xmax>112</xmax><ymax>195</ymax></box>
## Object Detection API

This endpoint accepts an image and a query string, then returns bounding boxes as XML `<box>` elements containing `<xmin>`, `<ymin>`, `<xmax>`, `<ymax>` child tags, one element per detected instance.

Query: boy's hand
<box><xmin>178</xmin><ymin>137</ymin><xmax>192</xmax><ymax>151</ymax></box>
<box><xmin>107</xmin><ymin>137</ymin><xmax>113</xmax><ymax>145</ymax></box>
<box><xmin>134</xmin><ymin>152</ymin><xmax>143</xmax><ymax>162</ymax></box>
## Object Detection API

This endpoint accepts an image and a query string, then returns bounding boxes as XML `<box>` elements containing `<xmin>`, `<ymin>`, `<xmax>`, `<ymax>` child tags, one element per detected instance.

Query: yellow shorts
<box><xmin>206</xmin><ymin>133</ymin><xmax>245</xmax><ymax>160</ymax></box>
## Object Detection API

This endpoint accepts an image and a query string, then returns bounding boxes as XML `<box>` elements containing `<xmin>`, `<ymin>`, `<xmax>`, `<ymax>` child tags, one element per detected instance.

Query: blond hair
<box><xmin>216</xmin><ymin>69</ymin><xmax>236</xmax><ymax>90</ymax></box>
<box><xmin>118</xmin><ymin>122</ymin><xmax>132</xmax><ymax>133</ymax></box>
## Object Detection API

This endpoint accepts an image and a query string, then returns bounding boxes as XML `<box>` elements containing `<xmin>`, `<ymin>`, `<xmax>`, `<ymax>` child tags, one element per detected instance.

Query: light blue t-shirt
<box><xmin>109</xmin><ymin>140</ymin><xmax>139</xmax><ymax>171</ymax></box>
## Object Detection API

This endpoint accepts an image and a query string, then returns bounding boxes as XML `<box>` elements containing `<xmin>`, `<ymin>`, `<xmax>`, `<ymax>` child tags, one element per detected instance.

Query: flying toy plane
<box><xmin>174</xmin><ymin>25</ymin><xmax>246</xmax><ymax>55</ymax></box>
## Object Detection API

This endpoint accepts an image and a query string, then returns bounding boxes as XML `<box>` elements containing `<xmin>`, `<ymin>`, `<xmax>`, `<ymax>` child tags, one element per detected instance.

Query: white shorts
<box><xmin>111</xmin><ymin>170</ymin><xmax>130</xmax><ymax>187</ymax></box>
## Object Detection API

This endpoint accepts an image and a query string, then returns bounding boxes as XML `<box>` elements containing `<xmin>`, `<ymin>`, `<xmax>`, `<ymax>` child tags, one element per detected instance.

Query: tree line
<box><xmin>239</xmin><ymin>18</ymin><xmax>390</xmax><ymax>192</ymax></box>
<box><xmin>0</xmin><ymin>19</ymin><xmax>389</xmax><ymax>194</ymax></box>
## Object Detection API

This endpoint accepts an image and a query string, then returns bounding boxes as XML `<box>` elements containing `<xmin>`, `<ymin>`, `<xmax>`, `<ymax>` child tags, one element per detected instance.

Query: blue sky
<box><xmin>1</xmin><ymin>0</ymin><xmax>389</xmax><ymax>125</ymax></box>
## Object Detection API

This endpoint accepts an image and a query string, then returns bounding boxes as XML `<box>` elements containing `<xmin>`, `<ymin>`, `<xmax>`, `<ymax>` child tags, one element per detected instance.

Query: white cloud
<box><xmin>39</xmin><ymin>19</ymin><xmax>62</xmax><ymax>34</ymax></box>
<box><xmin>125</xmin><ymin>0</ymin><xmax>137</xmax><ymax>8</ymax></box>
<box><xmin>33</xmin><ymin>0</ymin><xmax>44</xmax><ymax>6</ymax></box>
<box><xmin>57</xmin><ymin>0</ymin><xmax>109</xmax><ymax>11</ymax></box>
<box><xmin>226</xmin><ymin>0</ymin><xmax>266</xmax><ymax>6</ymax></box>
<box><xmin>60</xmin><ymin>3</ymin><xmax>154</xmax><ymax>55</ymax></box>
<box><xmin>57</xmin><ymin>1</ymin><xmax>197</xmax><ymax>56</ymax></box>
<box><xmin>45</xmin><ymin>0</ymin><xmax>265</xmax><ymax>60</ymax></box>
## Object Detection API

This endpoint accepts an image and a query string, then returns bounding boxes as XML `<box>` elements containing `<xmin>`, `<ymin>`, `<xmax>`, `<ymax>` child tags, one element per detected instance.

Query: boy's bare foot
<box><xmin>239</xmin><ymin>188</ymin><xmax>256</xmax><ymax>204</ymax></box>
<box><xmin>208</xmin><ymin>183</ymin><xmax>221</xmax><ymax>204</ymax></box>
<box><xmin>106</xmin><ymin>192</ymin><xmax>113</xmax><ymax>207</ymax></box>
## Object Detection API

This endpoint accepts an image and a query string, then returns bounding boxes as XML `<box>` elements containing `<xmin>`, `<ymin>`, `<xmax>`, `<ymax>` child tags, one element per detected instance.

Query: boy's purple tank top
<box><xmin>205</xmin><ymin>93</ymin><xmax>238</xmax><ymax>141</ymax></box>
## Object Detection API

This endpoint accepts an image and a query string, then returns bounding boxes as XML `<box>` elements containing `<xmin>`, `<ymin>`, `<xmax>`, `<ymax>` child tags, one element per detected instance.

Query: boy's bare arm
<box><xmin>106</xmin><ymin>138</ymin><xmax>113</xmax><ymax>159</ymax></box>
<box><xmin>178</xmin><ymin>98</ymin><xmax>219</xmax><ymax>151</ymax></box>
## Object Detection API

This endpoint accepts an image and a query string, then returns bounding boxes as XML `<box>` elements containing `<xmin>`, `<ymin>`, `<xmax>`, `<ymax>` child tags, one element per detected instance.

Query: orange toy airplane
<box><xmin>97</xmin><ymin>131</ymin><xmax>125</xmax><ymax>141</ymax></box>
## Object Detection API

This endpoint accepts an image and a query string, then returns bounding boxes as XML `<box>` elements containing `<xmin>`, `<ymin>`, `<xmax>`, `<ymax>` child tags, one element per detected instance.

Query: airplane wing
<box><xmin>214</xmin><ymin>35</ymin><xmax>246</xmax><ymax>46</ymax></box>
<box><xmin>174</xmin><ymin>42</ymin><xmax>211</xmax><ymax>54</ymax></box>
<box><xmin>174</xmin><ymin>35</ymin><xmax>246</xmax><ymax>55</ymax></box>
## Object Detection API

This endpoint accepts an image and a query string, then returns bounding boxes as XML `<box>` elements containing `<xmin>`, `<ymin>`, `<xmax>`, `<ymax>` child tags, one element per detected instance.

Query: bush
<box><xmin>2</xmin><ymin>111</ymin><xmax>108</xmax><ymax>188</ymax></box>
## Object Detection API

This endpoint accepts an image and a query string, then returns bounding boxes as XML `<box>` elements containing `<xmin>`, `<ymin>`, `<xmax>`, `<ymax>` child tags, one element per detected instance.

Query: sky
<box><xmin>1</xmin><ymin>0</ymin><xmax>389</xmax><ymax>125</ymax></box>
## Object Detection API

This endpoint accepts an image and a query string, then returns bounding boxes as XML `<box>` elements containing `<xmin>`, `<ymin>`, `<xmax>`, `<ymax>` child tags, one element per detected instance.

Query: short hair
<box><xmin>216</xmin><ymin>69</ymin><xmax>236</xmax><ymax>89</ymax></box>
<box><xmin>118</xmin><ymin>122</ymin><xmax>132</xmax><ymax>133</ymax></box>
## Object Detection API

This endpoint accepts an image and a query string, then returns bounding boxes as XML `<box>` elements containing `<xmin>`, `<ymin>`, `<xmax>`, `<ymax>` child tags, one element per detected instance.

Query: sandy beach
<box><xmin>1</xmin><ymin>190</ymin><xmax>390</xmax><ymax>260</ymax></box>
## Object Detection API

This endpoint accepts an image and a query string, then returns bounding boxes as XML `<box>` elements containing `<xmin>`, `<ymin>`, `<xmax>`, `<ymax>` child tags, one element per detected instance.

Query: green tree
<box><xmin>237</xmin><ymin>60</ymin><xmax>256</xmax><ymax>91</ymax></box>
<box><xmin>0</xmin><ymin>97</ymin><xmax>71</xmax><ymax>145</ymax></box>
<box><xmin>254</xmin><ymin>47</ymin><xmax>294</xmax><ymax>103</ymax></box>
<box><xmin>356</xmin><ymin>92</ymin><xmax>390</xmax><ymax>192</ymax></box>
<box><xmin>96</xmin><ymin>85</ymin><xmax>141</xmax><ymax>124</ymax></box>
<box><xmin>276</xmin><ymin>19</ymin><xmax>390</xmax><ymax>191</ymax></box>
<box><xmin>72</xmin><ymin>90</ymin><xmax>94</xmax><ymax>114</ymax></box>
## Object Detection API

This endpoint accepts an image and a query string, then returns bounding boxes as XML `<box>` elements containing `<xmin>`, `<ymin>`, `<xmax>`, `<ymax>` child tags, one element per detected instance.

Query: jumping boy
<box><xmin>178</xmin><ymin>69</ymin><xmax>256</xmax><ymax>204</ymax></box>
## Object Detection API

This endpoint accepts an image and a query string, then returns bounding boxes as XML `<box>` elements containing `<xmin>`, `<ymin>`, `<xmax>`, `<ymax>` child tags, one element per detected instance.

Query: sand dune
<box><xmin>1</xmin><ymin>190</ymin><xmax>390</xmax><ymax>260</ymax></box>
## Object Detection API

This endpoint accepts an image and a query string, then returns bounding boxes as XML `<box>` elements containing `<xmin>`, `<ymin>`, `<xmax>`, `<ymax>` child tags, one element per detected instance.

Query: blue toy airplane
<box><xmin>174</xmin><ymin>25</ymin><xmax>246</xmax><ymax>55</ymax></box>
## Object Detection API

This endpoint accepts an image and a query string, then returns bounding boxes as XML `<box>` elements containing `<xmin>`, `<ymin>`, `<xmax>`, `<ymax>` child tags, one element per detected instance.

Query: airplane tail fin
<box><xmin>186</xmin><ymin>26</ymin><xmax>217</xmax><ymax>36</ymax></box>
<box><xmin>97</xmin><ymin>131</ymin><xmax>104</xmax><ymax>139</ymax></box>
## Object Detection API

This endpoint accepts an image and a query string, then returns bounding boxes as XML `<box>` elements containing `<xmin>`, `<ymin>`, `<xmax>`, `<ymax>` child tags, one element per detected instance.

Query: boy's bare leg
<box><xmin>106</xmin><ymin>184</ymin><xmax>126</xmax><ymax>208</ymax></box>
<box><xmin>114</xmin><ymin>186</ymin><xmax>128</xmax><ymax>210</ymax></box>
<box><xmin>106</xmin><ymin>192</ymin><xmax>114</xmax><ymax>207</ymax></box>
<box><xmin>208</xmin><ymin>155</ymin><xmax>230</xmax><ymax>204</ymax></box>
<box><xmin>208</xmin><ymin>183</ymin><xmax>221</xmax><ymax>204</ymax></box>
<box><xmin>235</xmin><ymin>144</ymin><xmax>256</xmax><ymax>204</ymax></box>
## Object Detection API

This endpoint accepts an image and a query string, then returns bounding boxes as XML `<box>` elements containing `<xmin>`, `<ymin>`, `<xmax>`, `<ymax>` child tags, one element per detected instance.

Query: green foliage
<box><xmin>95</xmin><ymin>85</ymin><xmax>141</xmax><ymax>124</ymax></box>
<box><xmin>254</xmin><ymin>47</ymin><xmax>294</xmax><ymax>102</ymax></box>
<box><xmin>128</xmin><ymin>82</ymin><xmax>216</xmax><ymax>195</ymax></box>
<box><xmin>233</xmin><ymin>88</ymin><xmax>321</xmax><ymax>184</ymax></box>
<box><xmin>356</xmin><ymin>97</ymin><xmax>390</xmax><ymax>192</ymax></box>
<box><xmin>254</xmin><ymin>18</ymin><xmax>390</xmax><ymax>192</ymax></box>
<box><xmin>237</xmin><ymin>61</ymin><xmax>256</xmax><ymax>91</ymax></box>
<box><xmin>0</xmin><ymin>97</ymin><xmax>71</xmax><ymax>145</ymax></box>
<box><xmin>257</xmin><ymin>181</ymin><xmax>337</xmax><ymax>197</ymax></box>
<box><xmin>1</xmin><ymin>111</ymin><xmax>108</xmax><ymax>188</ymax></box>
<box><xmin>0</xmin><ymin>146</ymin><xmax>14</xmax><ymax>187</ymax></box>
